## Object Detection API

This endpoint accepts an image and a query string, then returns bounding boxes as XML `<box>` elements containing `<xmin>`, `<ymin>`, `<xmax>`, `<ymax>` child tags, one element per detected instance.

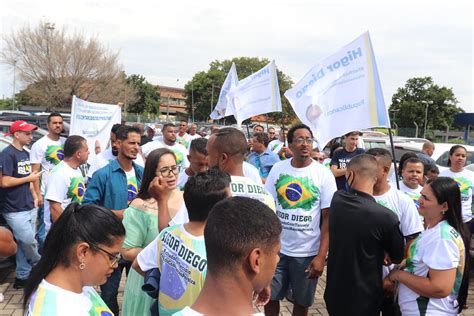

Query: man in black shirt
<box><xmin>330</xmin><ymin>131</ymin><xmax>365</xmax><ymax>190</ymax></box>
<box><xmin>324</xmin><ymin>154</ymin><xmax>404</xmax><ymax>316</ymax></box>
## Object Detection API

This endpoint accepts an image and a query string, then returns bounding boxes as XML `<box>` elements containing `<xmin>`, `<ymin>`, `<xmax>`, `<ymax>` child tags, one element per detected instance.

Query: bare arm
<box><xmin>330</xmin><ymin>165</ymin><xmax>346</xmax><ymax>177</ymax></box>
<box><xmin>0</xmin><ymin>228</ymin><xmax>16</xmax><ymax>257</ymax></box>
<box><xmin>148</xmin><ymin>176</ymin><xmax>172</xmax><ymax>232</ymax></box>
<box><xmin>49</xmin><ymin>201</ymin><xmax>63</xmax><ymax>223</ymax></box>
<box><xmin>111</xmin><ymin>210</ymin><xmax>125</xmax><ymax>219</ymax></box>
<box><xmin>1</xmin><ymin>173</ymin><xmax>40</xmax><ymax>188</ymax></box>
<box><xmin>31</xmin><ymin>163</ymin><xmax>43</xmax><ymax>205</ymax></box>
<box><xmin>306</xmin><ymin>207</ymin><xmax>329</xmax><ymax>278</ymax></box>
<box><xmin>121</xmin><ymin>247</ymin><xmax>142</xmax><ymax>262</ymax></box>
<box><xmin>132</xmin><ymin>258</ymin><xmax>146</xmax><ymax>277</ymax></box>
<box><xmin>389</xmin><ymin>268</ymin><xmax>456</xmax><ymax>298</ymax></box>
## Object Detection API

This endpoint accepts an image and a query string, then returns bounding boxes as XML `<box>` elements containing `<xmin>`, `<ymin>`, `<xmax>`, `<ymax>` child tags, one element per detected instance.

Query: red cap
<box><xmin>4</xmin><ymin>120</ymin><xmax>38</xmax><ymax>137</ymax></box>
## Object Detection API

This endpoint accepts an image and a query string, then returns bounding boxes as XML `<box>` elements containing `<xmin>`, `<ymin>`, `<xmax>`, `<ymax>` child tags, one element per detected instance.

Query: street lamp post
<box><xmin>210</xmin><ymin>83</ymin><xmax>214</xmax><ymax>120</ymax></box>
<box><xmin>166</xmin><ymin>95</ymin><xmax>170</xmax><ymax>121</ymax></box>
<box><xmin>191</xmin><ymin>83</ymin><xmax>194</xmax><ymax>123</ymax></box>
<box><xmin>422</xmin><ymin>100</ymin><xmax>433</xmax><ymax>138</ymax></box>
<box><xmin>12</xmin><ymin>59</ymin><xmax>17</xmax><ymax>111</ymax></box>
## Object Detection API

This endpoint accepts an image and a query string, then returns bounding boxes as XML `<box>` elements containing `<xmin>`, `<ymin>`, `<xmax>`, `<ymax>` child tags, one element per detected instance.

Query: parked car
<box><xmin>392</xmin><ymin>142</ymin><xmax>474</xmax><ymax>171</ymax></box>
<box><xmin>0</xmin><ymin>115</ymin><xmax>69</xmax><ymax>137</ymax></box>
<box><xmin>0</xmin><ymin>136</ymin><xmax>30</xmax><ymax>153</ymax></box>
<box><xmin>0</xmin><ymin>121</ymin><xmax>48</xmax><ymax>147</ymax></box>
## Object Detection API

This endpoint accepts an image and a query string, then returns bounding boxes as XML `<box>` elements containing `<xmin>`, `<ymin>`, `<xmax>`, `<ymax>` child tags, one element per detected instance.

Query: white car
<box><xmin>393</xmin><ymin>142</ymin><xmax>474</xmax><ymax>171</ymax></box>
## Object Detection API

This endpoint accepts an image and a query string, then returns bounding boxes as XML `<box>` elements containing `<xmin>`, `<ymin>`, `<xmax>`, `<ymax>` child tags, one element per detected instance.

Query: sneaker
<box><xmin>13</xmin><ymin>278</ymin><xmax>27</xmax><ymax>289</ymax></box>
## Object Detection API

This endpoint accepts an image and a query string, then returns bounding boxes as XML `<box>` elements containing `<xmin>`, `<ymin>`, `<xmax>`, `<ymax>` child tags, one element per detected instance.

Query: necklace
<box><xmin>142</xmin><ymin>200</ymin><xmax>158</xmax><ymax>211</ymax></box>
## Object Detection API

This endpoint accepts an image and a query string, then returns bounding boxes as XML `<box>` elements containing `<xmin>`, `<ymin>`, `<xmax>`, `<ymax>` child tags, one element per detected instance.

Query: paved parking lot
<box><xmin>1</xmin><ymin>261</ymin><xmax>474</xmax><ymax>315</ymax></box>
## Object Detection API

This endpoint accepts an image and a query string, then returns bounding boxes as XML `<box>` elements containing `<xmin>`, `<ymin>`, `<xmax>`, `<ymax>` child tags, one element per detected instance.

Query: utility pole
<box><xmin>12</xmin><ymin>59</ymin><xmax>17</xmax><ymax>110</ymax></box>
<box><xmin>191</xmin><ymin>82</ymin><xmax>194</xmax><ymax>123</ymax></box>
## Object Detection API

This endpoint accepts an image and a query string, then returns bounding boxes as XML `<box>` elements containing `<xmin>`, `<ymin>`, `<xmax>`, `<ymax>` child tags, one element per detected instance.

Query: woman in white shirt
<box><xmin>439</xmin><ymin>145</ymin><xmax>474</xmax><ymax>224</ymax></box>
<box><xmin>388</xmin><ymin>177</ymin><xmax>470</xmax><ymax>315</ymax></box>
<box><xmin>24</xmin><ymin>203</ymin><xmax>125</xmax><ymax>315</ymax></box>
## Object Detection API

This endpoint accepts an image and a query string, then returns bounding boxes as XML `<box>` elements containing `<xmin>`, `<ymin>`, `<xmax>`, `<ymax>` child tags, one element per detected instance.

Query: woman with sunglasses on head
<box><xmin>24</xmin><ymin>203</ymin><xmax>125</xmax><ymax>315</ymax></box>
<box><xmin>388</xmin><ymin>177</ymin><xmax>470</xmax><ymax>315</ymax></box>
<box><xmin>121</xmin><ymin>148</ymin><xmax>187</xmax><ymax>316</ymax></box>
<box><xmin>439</xmin><ymin>145</ymin><xmax>474</xmax><ymax>225</ymax></box>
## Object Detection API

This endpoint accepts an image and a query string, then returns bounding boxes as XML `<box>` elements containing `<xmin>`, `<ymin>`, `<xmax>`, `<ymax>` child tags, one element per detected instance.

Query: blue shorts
<box><xmin>270</xmin><ymin>253</ymin><xmax>318</xmax><ymax>308</ymax></box>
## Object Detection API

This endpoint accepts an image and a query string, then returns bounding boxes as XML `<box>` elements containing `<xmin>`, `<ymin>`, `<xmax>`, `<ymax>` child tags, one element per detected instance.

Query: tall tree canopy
<box><xmin>126</xmin><ymin>74</ymin><xmax>160</xmax><ymax>114</ymax></box>
<box><xmin>184</xmin><ymin>57</ymin><xmax>295</xmax><ymax>123</ymax></box>
<box><xmin>1</xmin><ymin>22</ymin><xmax>136</xmax><ymax>110</ymax></box>
<box><xmin>389</xmin><ymin>77</ymin><xmax>463</xmax><ymax>131</ymax></box>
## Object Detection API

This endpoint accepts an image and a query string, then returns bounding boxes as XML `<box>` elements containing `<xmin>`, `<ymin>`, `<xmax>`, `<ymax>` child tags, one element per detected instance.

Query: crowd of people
<box><xmin>0</xmin><ymin>113</ymin><xmax>473</xmax><ymax>316</ymax></box>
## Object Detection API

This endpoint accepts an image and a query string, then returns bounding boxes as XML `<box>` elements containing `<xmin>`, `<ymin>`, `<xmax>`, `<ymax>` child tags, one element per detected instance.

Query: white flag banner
<box><xmin>284</xmin><ymin>32</ymin><xmax>389</xmax><ymax>148</ymax></box>
<box><xmin>226</xmin><ymin>60</ymin><xmax>282</xmax><ymax>126</ymax></box>
<box><xmin>210</xmin><ymin>62</ymin><xmax>238</xmax><ymax>119</ymax></box>
<box><xmin>70</xmin><ymin>95</ymin><xmax>121</xmax><ymax>162</ymax></box>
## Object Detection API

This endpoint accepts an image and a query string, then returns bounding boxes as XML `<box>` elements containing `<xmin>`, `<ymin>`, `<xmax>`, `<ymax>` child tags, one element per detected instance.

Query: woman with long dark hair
<box><xmin>24</xmin><ymin>203</ymin><xmax>125</xmax><ymax>315</ymax></box>
<box><xmin>121</xmin><ymin>148</ymin><xmax>186</xmax><ymax>316</ymax></box>
<box><xmin>388</xmin><ymin>177</ymin><xmax>470</xmax><ymax>315</ymax></box>
<box><xmin>439</xmin><ymin>145</ymin><xmax>474</xmax><ymax>224</ymax></box>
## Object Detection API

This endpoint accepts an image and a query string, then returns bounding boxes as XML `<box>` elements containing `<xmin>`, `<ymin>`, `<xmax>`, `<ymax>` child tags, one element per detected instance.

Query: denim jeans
<box><xmin>100</xmin><ymin>258</ymin><xmax>131</xmax><ymax>315</ymax></box>
<box><xmin>2</xmin><ymin>208</ymin><xmax>41</xmax><ymax>280</ymax></box>
<box><xmin>35</xmin><ymin>205</ymin><xmax>46</xmax><ymax>252</ymax></box>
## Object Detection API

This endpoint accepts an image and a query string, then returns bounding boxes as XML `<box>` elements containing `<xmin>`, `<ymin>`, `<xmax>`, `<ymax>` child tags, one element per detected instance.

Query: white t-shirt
<box><xmin>177</xmin><ymin>169</ymin><xmax>190</xmax><ymax>191</ymax></box>
<box><xmin>374</xmin><ymin>186</ymin><xmax>424</xmax><ymax>237</ymax></box>
<box><xmin>44</xmin><ymin>161</ymin><xmax>85</xmax><ymax>232</ymax></box>
<box><xmin>243</xmin><ymin>161</ymin><xmax>263</xmax><ymax>185</ymax></box>
<box><xmin>169</xmin><ymin>202</ymin><xmax>189</xmax><ymax>226</ymax></box>
<box><xmin>398</xmin><ymin>220</ymin><xmax>465</xmax><ymax>315</ymax></box>
<box><xmin>375</xmin><ymin>186</ymin><xmax>424</xmax><ymax>278</ymax></box>
<box><xmin>177</xmin><ymin>133</ymin><xmax>192</xmax><ymax>149</ymax></box>
<box><xmin>398</xmin><ymin>181</ymin><xmax>423</xmax><ymax>210</ymax></box>
<box><xmin>142</xmin><ymin>141</ymin><xmax>190</xmax><ymax>169</ymax></box>
<box><xmin>188</xmin><ymin>134</ymin><xmax>201</xmax><ymax>141</ymax></box>
<box><xmin>26</xmin><ymin>279</ymin><xmax>112</xmax><ymax>316</ymax></box>
<box><xmin>87</xmin><ymin>148</ymin><xmax>145</xmax><ymax>178</ymax></box>
<box><xmin>267</xmin><ymin>139</ymin><xmax>285</xmax><ymax>154</ymax></box>
<box><xmin>173</xmin><ymin>307</ymin><xmax>264</xmax><ymax>316</ymax></box>
<box><xmin>138</xmin><ymin>225</ymin><xmax>206</xmax><ymax>316</ymax></box>
<box><xmin>29</xmin><ymin>135</ymin><xmax>66</xmax><ymax>194</ymax></box>
<box><xmin>231</xmin><ymin>176</ymin><xmax>275</xmax><ymax>211</ymax></box>
<box><xmin>125</xmin><ymin>168</ymin><xmax>138</xmax><ymax>203</ymax></box>
<box><xmin>265</xmin><ymin>159</ymin><xmax>337</xmax><ymax>257</ymax></box>
<box><xmin>439</xmin><ymin>168</ymin><xmax>474</xmax><ymax>223</ymax></box>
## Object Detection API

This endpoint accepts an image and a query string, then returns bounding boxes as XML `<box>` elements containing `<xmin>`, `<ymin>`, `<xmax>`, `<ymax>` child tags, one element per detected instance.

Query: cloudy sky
<box><xmin>1</xmin><ymin>0</ymin><xmax>472</xmax><ymax>111</ymax></box>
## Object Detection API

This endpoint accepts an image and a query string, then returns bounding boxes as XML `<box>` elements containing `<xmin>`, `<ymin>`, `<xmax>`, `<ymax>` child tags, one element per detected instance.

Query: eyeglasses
<box><xmin>294</xmin><ymin>137</ymin><xmax>315</xmax><ymax>145</ymax></box>
<box><xmin>159</xmin><ymin>165</ymin><xmax>180</xmax><ymax>177</ymax></box>
<box><xmin>92</xmin><ymin>244</ymin><xmax>121</xmax><ymax>266</ymax></box>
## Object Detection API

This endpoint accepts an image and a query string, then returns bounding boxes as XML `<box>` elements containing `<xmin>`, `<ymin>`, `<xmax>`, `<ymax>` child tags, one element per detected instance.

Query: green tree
<box><xmin>389</xmin><ymin>77</ymin><xmax>464</xmax><ymax>133</ymax></box>
<box><xmin>184</xmin><ymin>57</ymin><xmax>294</xmax><ymax>123</ymax></box>
<box><xmin>126</xmin><ymin>74</ymin><xmax>160</xmax><ymax>114</ymax></box>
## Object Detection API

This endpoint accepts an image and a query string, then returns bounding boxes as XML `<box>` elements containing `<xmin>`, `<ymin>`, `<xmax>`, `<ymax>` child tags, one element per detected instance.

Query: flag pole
<box><xmin>388</xmin><ymin>128</ymin><xmax>400</xmax><ymax>190</ymax></box>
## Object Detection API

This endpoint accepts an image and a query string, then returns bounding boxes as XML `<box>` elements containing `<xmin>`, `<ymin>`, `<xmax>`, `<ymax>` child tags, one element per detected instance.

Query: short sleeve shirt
<box><xmin>230</xmin><ymin>176</ymin><xmax>275</xmax><ymax>211</ymax></box>
<box><xmin>439</xmin><ymin>168</ymin><xmax>474</xmax><ymax>223</ymax></box>
<box><xmin>330</xmin><ymin>148</ymin><xmax>365</xmax><ymax>190</ymax></box>
<box><xmin>44</xmin><ymin>161</ymin><xmax>86</xmax><ymax>232</ymax></box>
<box><xmin>398</xmin><ymin>221</ymin><xmax>465</xmax><ymax>315</ymax></box>
<box><xmin>137</xmin><ymin>225</ymin><xmax>206</xmax><ymax>316</ymax></box>
<box><xmin>374</xmin><ymin>186</ymin><xmax>423</xmax><ymax>237</ymax></box>
<box><xmin>29</xmin><ymin>135</ymin><xmax>66</xmax><ymax>194</ymax></box>
<box><xmin>399</xmin><ymin>182</ymin><xmax>423</xmax><ymax>210</ymax></box>
<box><xmin>0</xmin><ymin>145</ymin><xmax>34</xmax><ymax>213</ymax></box>
<box><xmin>265</xmin><ymin>159</ymin><xmax>337</xmax><ymax>256</ymax></box>
<box><xmin>26</xmin><ymin>279</ymin><xmax>112</xmax><ymax>316</ymax></box>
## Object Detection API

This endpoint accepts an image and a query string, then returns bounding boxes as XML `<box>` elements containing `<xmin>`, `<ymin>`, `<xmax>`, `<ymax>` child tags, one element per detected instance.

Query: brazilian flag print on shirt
<box><xmin>67</xmin><ymin>177</ymin><xmax>86</xmax><ymax>203</ymax></box>
<box><xmin>276</xmin><ymin>174</ymin><xmax>319</xmax><ymax>210</ymax></box>
<box><xmin>127</xmin><ymin>176</ymin><xmax>138</xmax><ymax>202</ymax></box>
<box><xmin>45</xmin><ymin>145</ymin><xmax>65</xmax><ymax>165</ymax></box>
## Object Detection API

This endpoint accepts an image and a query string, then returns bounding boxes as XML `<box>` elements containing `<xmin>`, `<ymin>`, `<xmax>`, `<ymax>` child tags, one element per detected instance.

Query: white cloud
<box><xmin>1</xmin><ymin>0</ymin><xmax>472</xmax><ymax>111</ymax></box>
